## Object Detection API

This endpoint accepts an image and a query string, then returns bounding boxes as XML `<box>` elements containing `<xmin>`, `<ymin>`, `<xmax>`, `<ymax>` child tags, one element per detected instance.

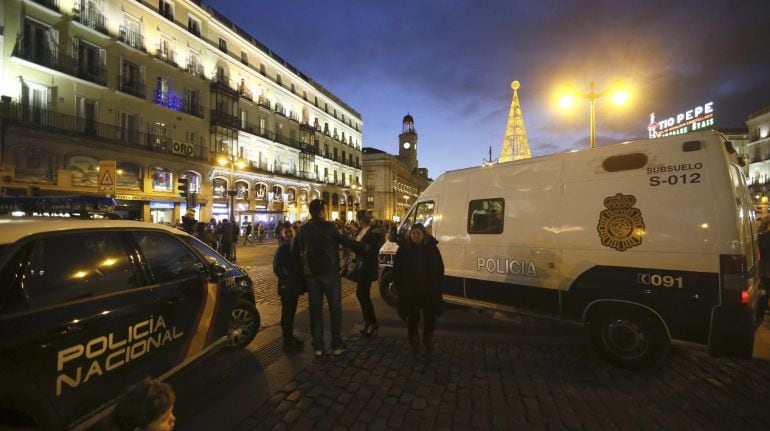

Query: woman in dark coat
<box><xmin>353</xmin><ymin>210</ymin><xmax>385</xmax><ymax>337</ymax></box>
<box><xmin>395</xmin><ymin>223</ymin><xmax>444</xmax><ymax>358</ymax></box>
<box><xmin>273</xmin><ymin>223</ymin><xmax>305</xmax><ymax>351</ymax></box>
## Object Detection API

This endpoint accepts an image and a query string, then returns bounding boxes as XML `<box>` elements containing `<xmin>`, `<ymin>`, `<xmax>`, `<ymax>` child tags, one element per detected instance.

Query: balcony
<box><xmin>12</xmin><ymin>35</ymin><xmax>106</xmax><ymax>86</ymax></box>
<box><xmin>210</xmin><ymin>109</ymin><xmax>238</xmax><ymax>129</ymax></box>
<box><xmin>211</xmin><ymin>73</ymin><xmax>238</xmax><ymax>95</ymax></box>
<box><xmin>155</xmin><ymin>44</ymin><xmax>178</xmax><ymax>66</ymax></box>
<box><xmin>180</xmin><ymin>99</ymin><xmax>204</xmax><ymax>118</ymax></box>
<box><xmin>119</xmin><ymin>26</ymin><xmax>145</xmax><ymax>52</ymax></box>
<box><xmin>76</xmin><ymin>60</ymin><xmax>107</xmax><ymax>86</ymax></box>
<box><xmin>237</xmin><ymin>83</ymin><xmax>253</xmax><ymax>101</ymax></box>
<box><xmin>0</xmin><ymin>100</ymin><xmax>207</xmax><ymax>159</ymax></box>
<box><xmin>257</xmin><ymin>96</ymin><xmax>272</xmax><ymax>111</ymax></box>
<box><xmin>73</xmin><ymin>4</ymin><xmax>108</xmax><ymax>35</ymax></box>
<box><xmin>185</xmin><ymin>60</ymin><xmax>205</xmax><ymax>79</ymax></box>
<box><xmin>118</xmin><ymin>75</ymin><xmax>146</xmax><ymax>99</ymax></box>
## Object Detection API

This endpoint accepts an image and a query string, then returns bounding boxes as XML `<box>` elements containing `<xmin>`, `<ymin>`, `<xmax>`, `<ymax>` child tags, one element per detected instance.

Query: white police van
<box><xmin>379</xmin><ymin>131</ymin><xmax>765</xmax><ymax>369</ymax></box>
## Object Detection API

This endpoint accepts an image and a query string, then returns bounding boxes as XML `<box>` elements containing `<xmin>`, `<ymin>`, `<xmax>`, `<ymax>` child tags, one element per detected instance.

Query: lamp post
<box><xmin>559</xmin><ymin>81</ymin><xmax>628</xmax><ymax>149</ymax></box>
<box><xmin>218</xmin><ymin>154</ymin><xmax>245</xmax><ymax>224</ymax></box>
<box><xmin>403</xmin><ymin>194</ymin><xmax>410</xmax><ymax>218</ymax></box>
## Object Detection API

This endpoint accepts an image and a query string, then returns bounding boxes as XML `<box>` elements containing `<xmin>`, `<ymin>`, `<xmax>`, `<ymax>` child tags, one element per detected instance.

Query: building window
<box><xmin>159</xmin><ymin>0</ymin><xmax>174</xmax><ymax>21</ymax></box>
<box><xmin>241</xmin><ymin>51</ymin><xmax>248</xmax><ymax>65</ymax></box>
<box><xmin>290</xmin><ymin>83</ymin><xmax>295</xmax><ymax>94</ymax></box>
<box><xmin>218</xmin><ymin>37</ymin><xmax>227</xmax><ymax>52</ymax></box>
<box><xmin>188</xmin><ymin>15</ymin><xmax>201</xmax><ymax>37</ymax></box>
<box><xmin>276</xmin><ymin>74</ymin><xmax>282</xmax><ymax>86</ymax></box>
<box><xmin>259</xmin><ymin>63</ymin><xmax>266</xmax><ymax>76</ymax></box>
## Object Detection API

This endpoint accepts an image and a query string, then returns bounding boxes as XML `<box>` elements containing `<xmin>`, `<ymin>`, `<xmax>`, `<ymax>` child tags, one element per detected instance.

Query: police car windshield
<box><xmin>183</xmin><ymin>236</ymin><xmax>232</xmax><ymax>268</ymax></box>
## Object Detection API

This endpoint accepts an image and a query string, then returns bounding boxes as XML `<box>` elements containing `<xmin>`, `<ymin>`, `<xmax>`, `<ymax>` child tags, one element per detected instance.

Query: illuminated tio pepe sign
<box><xmin>648</xmin><ymin>102</ymin><xmax>715</xmax><ymax>138</ymax></box>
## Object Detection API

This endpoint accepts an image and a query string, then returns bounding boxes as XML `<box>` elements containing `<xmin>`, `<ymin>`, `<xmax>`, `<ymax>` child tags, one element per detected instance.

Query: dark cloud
<box><xmin>207</xmin><ymin>0</ymin><xmax>770</xmax><ymax>175</ymax></box>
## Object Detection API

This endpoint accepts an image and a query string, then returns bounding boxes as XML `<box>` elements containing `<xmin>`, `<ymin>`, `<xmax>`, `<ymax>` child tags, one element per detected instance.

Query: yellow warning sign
<box><xmin>98</xmin><ymin>160</ymin><xmax>117</xmax><ymax>195</ymax></box>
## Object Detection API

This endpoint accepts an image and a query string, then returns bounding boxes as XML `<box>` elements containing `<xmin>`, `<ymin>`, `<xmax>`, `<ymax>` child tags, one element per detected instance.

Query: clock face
<box><xmin>403</xmin><ymin>142</ymin><xmax>411</xmax><ymax>149</ymax></box>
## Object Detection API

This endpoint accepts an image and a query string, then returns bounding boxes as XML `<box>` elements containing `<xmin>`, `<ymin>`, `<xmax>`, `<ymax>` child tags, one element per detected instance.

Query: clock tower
<box><xmin>398</xmin><ymin>114</ymin><xmax>418</xmax><ymax>172</ymax></box>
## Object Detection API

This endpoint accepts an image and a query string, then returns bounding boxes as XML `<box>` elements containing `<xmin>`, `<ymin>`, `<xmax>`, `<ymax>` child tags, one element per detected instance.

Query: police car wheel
<box><xmin>226</xmin><ymin>300</ymin><xmax>260</xmax><ymax>349</ymax></box>
<box><xmin>589</xmin><ymin>306</ymin><xmax>669</xmax><ymax>370</ymax></box>
<box><xmin>379</xmin><ymin>270</ymin><xmax>399</xmax><ymax>307</ymax></box>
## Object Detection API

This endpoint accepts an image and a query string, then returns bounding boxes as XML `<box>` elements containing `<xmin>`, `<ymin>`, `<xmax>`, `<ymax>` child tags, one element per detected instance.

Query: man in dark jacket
<box><xmin>292</xmin><ymin>199</ymin><xmax>363</xmax><ymax>356</ymax></box>
<box><xmin>216</xmin><ymin>219</ymin><xmax>236</xmax><ymax>261</ymax></box>
<box><xmin>273</xmin><ymin>222</ymin><xmax>305</xmax><ymax>351</ymax></box>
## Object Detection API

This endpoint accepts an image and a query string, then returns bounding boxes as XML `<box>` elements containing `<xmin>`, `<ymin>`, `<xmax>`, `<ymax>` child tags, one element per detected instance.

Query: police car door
<box><xmin>130</xmin><ymin>231</ymin><xmax>224</xmax><ymax>372</ymax></box>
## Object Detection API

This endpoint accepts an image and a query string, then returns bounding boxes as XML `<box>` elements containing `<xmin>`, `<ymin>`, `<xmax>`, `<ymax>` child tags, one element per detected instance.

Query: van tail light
<box><xmin>720</xmin><ymin>254</ymin><xmax>748</xmax><ymax>305</ymax></box>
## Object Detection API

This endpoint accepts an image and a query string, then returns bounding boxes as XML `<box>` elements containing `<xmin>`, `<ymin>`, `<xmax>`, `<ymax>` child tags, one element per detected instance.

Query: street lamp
<box><xmin>403</xmin><ymin>194</ymin><xmax>410</xmax><ymax>217</ymax></box>
<box><xmin>218</xmin><ymin>155</ymin><xmax>245</xmax><ymax>225</ymax></box>
<box><xmin>558</xmin><ymin>81</ymin><xmax>629</xmax><ymax>149</ymax></box>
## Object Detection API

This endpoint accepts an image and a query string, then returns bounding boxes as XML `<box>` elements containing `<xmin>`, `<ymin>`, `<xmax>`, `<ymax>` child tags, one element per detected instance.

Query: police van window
<box><xmin>133</xmin><ymin>232</ymin><xmax>206</xmax><ymax>284</ymax></box>
<box><xmin>398</xmin><ymin>201</ymin><xmax>435</xmax><ymax>236</ymax></box>
<box><xmin>468</xmin><ymin>198</ymin><xmax>504</xmax><ymax>234</ymax></box>
<box><xmin>21</xmin><ymin>232</ymin><xmax>137</xmax><ymax>309</ymax></box>
<box><xmin>602</xmin><ymin>153</ymin><xmax>648</xmax><ymax>172</ymax></box>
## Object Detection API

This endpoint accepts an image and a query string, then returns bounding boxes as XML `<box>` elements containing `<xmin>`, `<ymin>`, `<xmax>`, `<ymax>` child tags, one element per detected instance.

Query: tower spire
<box><xmin>499</xmin><ymin>80</ymin><xmax>531</xmax><ymax>162</ymax></box>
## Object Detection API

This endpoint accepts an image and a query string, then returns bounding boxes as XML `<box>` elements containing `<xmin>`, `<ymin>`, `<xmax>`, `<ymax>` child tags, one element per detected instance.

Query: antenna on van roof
<box><xmin>482</xmin><ymin>146</ymin><xmax>498</xmax><ymax>166</ymax></box>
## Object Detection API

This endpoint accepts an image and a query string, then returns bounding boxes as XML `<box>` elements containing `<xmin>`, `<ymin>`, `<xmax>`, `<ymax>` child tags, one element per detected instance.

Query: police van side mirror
<box><xmin>210</xmin><ymin>263</ymin><xmax>228</xmax><ymax>281</ymax></box>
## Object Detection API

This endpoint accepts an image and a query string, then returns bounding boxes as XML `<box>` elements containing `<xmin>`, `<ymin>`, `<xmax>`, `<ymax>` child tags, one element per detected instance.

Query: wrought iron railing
<box><xmin>73</xmin><ymin>4</ymin><xmax>108</xmax><ymax>35</ymax></box>
<box><xmin>118</xmin><ymin>75</ymin><xmax>146</xmax><ymax>99</ymax></box>
<box><xmin>12</xmin><ymin>35</ymin><xmax>106</xmax><ymax>86</ymax></box>
<box><xmin>0</xmin><ymin>100</ymin><xmax>206</xmax><ymax>159</ymax></box>
<box><xmin>119</xmin><ymin>25</ymin><xmax>145</xmax><ymax>51</ymax></box>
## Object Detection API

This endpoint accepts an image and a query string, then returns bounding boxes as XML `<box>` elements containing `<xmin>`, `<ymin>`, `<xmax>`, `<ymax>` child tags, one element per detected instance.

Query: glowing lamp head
<box><xmin>218</xmin><ymin>158</ymin><xmax>228</xmax><ymax>166</ymax></box>
<box><xmin>612</xmin><ymin>89</ymin><xmax>629</xmax><ymax>106</ymax></box>
<box><xmin>559</xmin><ymin>94</ymin><xmax>576</xmax><ymax>109</ymax></box>
<box><xmin>236</xmin><ymin>160</ymin><xmax>245</xmax><ymax>169</ymax></box>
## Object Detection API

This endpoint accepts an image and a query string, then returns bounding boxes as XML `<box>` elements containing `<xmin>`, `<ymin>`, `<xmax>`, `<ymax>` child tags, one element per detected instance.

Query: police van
<box><xmin>0</xmin><ymin>218</ymin><xmax>260</xmax><ymax>430</ymax></box>
<box><xmin>379</xmin><ymin>131</ymin><xmax>765</xmax><ymax>369</ymax></box>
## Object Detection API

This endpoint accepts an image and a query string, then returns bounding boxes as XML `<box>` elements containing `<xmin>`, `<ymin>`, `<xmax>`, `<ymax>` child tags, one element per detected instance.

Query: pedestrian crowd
<box><xmin>272</xmin><ymin>198</ymin><xmax>444</xmax><ymax>360</ymax></box>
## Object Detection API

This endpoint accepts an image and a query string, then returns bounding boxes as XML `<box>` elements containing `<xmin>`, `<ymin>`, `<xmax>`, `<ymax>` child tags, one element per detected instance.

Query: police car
<box><xmin>0</xmin><ymin>218</ymin><xmax>260</xmax><ymax>430</ymax></box>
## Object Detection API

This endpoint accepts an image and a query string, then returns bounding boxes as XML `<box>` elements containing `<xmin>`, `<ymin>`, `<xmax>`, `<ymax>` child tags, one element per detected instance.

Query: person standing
<box><xmin>194</xmin><ymin>222</ymin><xmax>216</xmax><ymax>249</ymax></box>
<box><xmin>395</xmin><ymin>223</ymin><xmax>445</xmax><ymax>359</ymax></box>
<box><xmin>180</xmin><ymin>209</ymin><xmax>196</xmax><ymax>234</ymax></box>
<box><xmin>242</xmin><ymin>217</ymin><xmax>254</xmax><ymax>245</ymax></box>
<box><xmin>353</xmin><ymin>210</ymin><xmax>385</xmax><ymax>337</ymax></box>
<box><xmin>273</xmin><ymin>223</ymin><xmax>305</xmax><ymax>351</ymax></box>
<box><xmin>256</xmin><ymin>222</ymin><xmax>264</xmax><ymax>243</ymax></box>
<box><xmin>292</xmin><ymin>199</ymin><xmax>363</xmax><ymax>356</ymax></box>
<box><xmin>216</xmin><ymin>219</ymin><xmax>235</xmax><ymax>261</ymax></box>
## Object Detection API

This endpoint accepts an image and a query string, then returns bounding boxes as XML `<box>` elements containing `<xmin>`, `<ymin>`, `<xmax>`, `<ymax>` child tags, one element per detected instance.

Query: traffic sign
<box><xmin>98</xmin><ymin>160</ymin><xmax>117</xmax><ymax>196</ymax></box>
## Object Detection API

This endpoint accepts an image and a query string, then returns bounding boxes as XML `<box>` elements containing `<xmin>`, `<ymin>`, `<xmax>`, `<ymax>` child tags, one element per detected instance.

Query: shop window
<box><xmin>212</xmin><ymin>178</ymin><xmax>227</xmax><ymax>199</ymax></box>
<box><xmin>236</xmin><ymin>181</ymin><xmax>249</xmax><ymax>199</ymax></box>
<box><xmin>117</xmin><ymin>162</ymin><xmax>142</xmax><ymax>190</ymax></box>
<box><xmin>14</xmin><ymin>147</ymin><xmax>54</xmax><ymax>183</ymax></box>
<box><xmin>255</xmin><ymin>183</ymin><xmax>267</xmax><ymax>201</ymax></box>
<box><xmin>272</xmin><ymin>186</ymin><xmax>283</xmax><ymax>201</ymax></box>
<box><xmin>67</xmin><ymin>155</ymin><xmax>99</xmax><ymax>187</ymax></box>
<box><xmin>152</xmin><ymin>168</ymin><xmax>172</xmax><ymax>192</ymax></box>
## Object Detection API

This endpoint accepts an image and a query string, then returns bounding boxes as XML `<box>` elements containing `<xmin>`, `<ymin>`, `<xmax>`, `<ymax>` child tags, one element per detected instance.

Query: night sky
<box><xmin>206</xmin><ymin>0</ymin><xmax>770</xmax><ymax>178</ymax></box>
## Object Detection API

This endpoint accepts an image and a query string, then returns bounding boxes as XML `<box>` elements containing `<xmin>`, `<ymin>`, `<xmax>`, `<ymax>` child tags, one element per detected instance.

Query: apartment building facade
<box><xmin>0</xmin><ymin>0</ymin><xmax>362</xmax><ymax>224</ymax></box>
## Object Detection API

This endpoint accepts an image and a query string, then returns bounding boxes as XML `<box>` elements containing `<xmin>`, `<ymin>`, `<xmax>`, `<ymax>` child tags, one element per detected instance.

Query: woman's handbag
<box><xmin>341</xmin><ymin>254</ymin><xmax>364</xmax><ymax>282</ymax></box>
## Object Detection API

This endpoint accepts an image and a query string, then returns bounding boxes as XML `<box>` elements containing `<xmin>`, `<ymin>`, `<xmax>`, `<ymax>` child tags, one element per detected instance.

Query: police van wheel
<box><xmin>379</xmin><ymin>270</ymin><xmax>399</xmax><ymax>307</ymax></box>
<box><xmin>227</xmin><ymin>300</ymin><xmax>260</xmax><ymax>349</ymax></box>
<box><xmin>588</xmin><ymin>306</ymin><xmax>669</xmax><ymax>370</ymax></box>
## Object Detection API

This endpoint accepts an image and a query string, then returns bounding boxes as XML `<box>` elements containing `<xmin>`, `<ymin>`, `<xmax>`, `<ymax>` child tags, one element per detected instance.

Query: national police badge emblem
<box><xmin>597</xmin><ymin>193</ymin><xmax>645</xmax><ymax>251</ymax></box>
